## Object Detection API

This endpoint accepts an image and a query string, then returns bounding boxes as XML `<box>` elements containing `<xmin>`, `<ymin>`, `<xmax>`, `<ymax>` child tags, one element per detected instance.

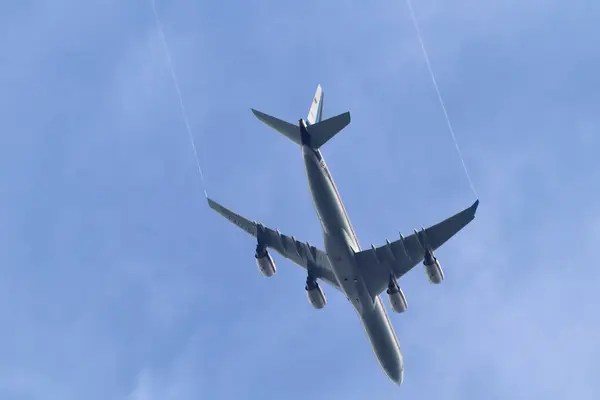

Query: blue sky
<box><xmin>1</xmin><ymin>0</ymin><xmax>599</xmax><ymax>398</ymax></box>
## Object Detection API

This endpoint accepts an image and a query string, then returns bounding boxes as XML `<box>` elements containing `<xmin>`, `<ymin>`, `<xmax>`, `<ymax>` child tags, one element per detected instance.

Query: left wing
<box><xmin>207</xmin><ymin>198</ymin><xmax>341</xmax><ymax>290</ymax></box>
<box><xmin>355</xmin><ymin>200</ymin><xmax>480</xmax><ymax>296</ymax></box>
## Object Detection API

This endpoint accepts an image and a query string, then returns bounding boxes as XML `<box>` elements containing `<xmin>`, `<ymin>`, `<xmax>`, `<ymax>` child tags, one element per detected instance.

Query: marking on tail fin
<box><xmin>307</xmin><ymin>84</ymin><xmax>324</xmax><ymax>125</ymax></box>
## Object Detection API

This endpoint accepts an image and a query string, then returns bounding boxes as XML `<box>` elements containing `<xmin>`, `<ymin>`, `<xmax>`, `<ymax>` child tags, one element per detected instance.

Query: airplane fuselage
<box><xmin>302</xmin><ymin>144</ymin><xmax>404</xmax><ymax>384</ymax></box>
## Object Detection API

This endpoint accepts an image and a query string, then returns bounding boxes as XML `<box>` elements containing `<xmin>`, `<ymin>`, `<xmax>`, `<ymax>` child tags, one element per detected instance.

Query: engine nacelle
<box><xmin>387</xmin><ymin>285</ymin><xmax>408</xmax><ymax>313</ymax></box>
<box><xmin>255</xmin><ymin>248</ymin><xmax>276</xmax><ymax>277</ymax></box>
<box><xmin>305</xmin><ymin>279</ymin><xmax>326</xmax><ymax>309</ymax></box>
<box><xmin>423</xmin><ymin>249</ymin><xmax>444</xmax><ymax>284</ymax></box>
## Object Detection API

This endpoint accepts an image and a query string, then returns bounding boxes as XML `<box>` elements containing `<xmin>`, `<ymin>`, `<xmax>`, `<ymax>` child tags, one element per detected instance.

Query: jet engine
<box><xmin>386</xmin><ymin>278</ymin><xmax>408</xmax><ymax>313</ymax></box>
<box><xmin>423</xmin><ymin>249</ymin><xmax>444</xmax><ymax>284</ymax></box>
<box><xmin>255</xmin><ymin>246</ymin><xmax>276</xmax><ymax>277</ymax></box>
<box><xmin>305</xmin><ymin>276</ymin><xmax>326</xmax><ymax>309</ymax></box>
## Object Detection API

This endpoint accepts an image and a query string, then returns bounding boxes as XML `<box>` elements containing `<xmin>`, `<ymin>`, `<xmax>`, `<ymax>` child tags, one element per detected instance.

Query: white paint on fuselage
<box><xmin>302</xmin><ymin>145</ymin><xmax>404</xmax><ymax>384</ymax></box>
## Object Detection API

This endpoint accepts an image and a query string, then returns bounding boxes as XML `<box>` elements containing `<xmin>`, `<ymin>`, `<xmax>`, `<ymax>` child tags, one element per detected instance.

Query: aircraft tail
<box><xmin>250</xmin><ymin>84</ymin><xmax>350</xmax><ymax>149</ymax></box>
<box><xmin>307</xmin><ymin>84</ymin><xmax>324</xmax><ymax>125</ymax></box>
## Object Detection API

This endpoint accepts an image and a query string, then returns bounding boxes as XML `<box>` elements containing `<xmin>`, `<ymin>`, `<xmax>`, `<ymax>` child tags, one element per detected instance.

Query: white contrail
<box><xmin>150</xmin><ymin>0</ymin><xmax>208</xmax><ymax>198</ymax></box>
<box><xmin>405</xmin><ymin>0</ymin><xmax>479</xmax><ymax>199</ymax></box>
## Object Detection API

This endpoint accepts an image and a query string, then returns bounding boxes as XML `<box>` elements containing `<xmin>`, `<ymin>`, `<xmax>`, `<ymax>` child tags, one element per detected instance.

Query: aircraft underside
<box><xmin>206</xmin><ymin>84</ymin><xmax>480</xmax><ymax>385</ymax></box>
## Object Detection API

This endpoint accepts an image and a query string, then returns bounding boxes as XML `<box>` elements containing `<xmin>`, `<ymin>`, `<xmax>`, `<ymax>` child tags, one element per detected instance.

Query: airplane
<box><xmin>207</xmin><ymin>84</ymin><xmax>479</xmax><ymax>384</ymax></box>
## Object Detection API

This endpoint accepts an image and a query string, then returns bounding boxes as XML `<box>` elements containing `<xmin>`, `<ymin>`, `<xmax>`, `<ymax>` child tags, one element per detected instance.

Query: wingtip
<box><xmin>471</xmin><ymin>199</ymin><xmax>480</xmax><ymax>214</ymax></box>
<box><xmin>345</xmin><ymin>111</ymin><xmax>351</xmax><ymax>123</ymax></box>
<box><xmin>250</xmin><ymin>108</ymin><xmax>267</xmax><ymax>121</ymax></box>
<box><xmin>206</xmin><ymin>196</ymin><xmax>217</xmax><ymax>209</ymax></box>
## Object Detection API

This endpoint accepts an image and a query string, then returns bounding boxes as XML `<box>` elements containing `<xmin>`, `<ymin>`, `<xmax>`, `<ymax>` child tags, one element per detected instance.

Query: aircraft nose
<box><xmin>385</xmin><ymin>359</ymin><xmax>404</xmax><ymax>385</ymax></box>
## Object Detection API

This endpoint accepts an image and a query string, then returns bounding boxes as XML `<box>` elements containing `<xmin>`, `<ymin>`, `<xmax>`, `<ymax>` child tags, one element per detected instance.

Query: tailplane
<box><xmin>251</xmin><ymin>84</ymin><xmax>350</xmax><ymax>149</ymax></box>
<box><xmin>251</xmin><ymin>109</ymin><xmax>301</xmax><ymax>145</ymax></box>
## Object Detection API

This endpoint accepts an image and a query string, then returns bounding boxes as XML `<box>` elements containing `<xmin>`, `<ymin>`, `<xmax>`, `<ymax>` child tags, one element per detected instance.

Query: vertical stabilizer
<box><xmin>307</xmin><ymin>84</ymin><xmax>324</xmax><ymax>125</ymax></box>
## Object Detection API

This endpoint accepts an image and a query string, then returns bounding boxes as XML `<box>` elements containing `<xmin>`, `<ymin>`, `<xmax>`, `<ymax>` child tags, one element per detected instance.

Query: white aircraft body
<box><xmin>207</xmin><ymin>85</ymin><xmax>479</xmax><ymax>384</ymax></box>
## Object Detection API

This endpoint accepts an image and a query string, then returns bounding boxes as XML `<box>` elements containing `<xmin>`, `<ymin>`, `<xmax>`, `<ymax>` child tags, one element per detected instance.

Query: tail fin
<box><xmin>251</xmin><ymin>84</ymin><xmax>350</xmax><ymax>149</ymax></box>
<box><xmin>307</xmin><ymin>84</ymin><xmax>324</xmax><ymax>125</ymax></box>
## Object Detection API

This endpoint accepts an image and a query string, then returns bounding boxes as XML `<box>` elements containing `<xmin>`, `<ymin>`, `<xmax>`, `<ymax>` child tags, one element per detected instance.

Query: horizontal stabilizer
<box><xmin>306</xmin><ymin>112</ymin><xmax>351</xmax><ymax>149</ymax></box>
<box><xmin>251</xmin><ymin>109</ymin><xmax>302</xmax><ymax>145</ymax></box>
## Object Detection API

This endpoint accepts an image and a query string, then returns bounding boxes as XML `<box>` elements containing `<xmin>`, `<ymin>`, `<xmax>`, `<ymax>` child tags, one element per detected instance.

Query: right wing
<box><xmin>207</xmin><ymin>197</ymin><xmax>341</xmax><ymax>290</ymax></box>
<box><xmin>355</xmin><ymin>200</ymin><xmax>480</xmax><ymax>296</ymax></box>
